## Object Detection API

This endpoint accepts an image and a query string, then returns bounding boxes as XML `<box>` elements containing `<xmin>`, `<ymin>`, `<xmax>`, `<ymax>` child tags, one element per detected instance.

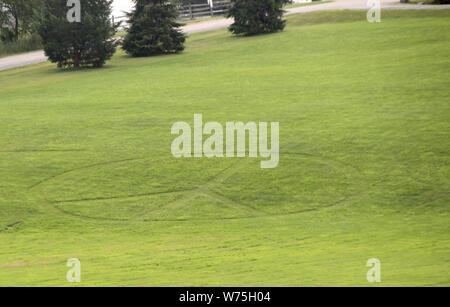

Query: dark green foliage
<box><xmin>0</xmin><ymin>0</ymin><xmax>42</xmax><ymax>42</ymax></box>
<box><xmin>39</xmin><ymin>0</ymin><xmax>117</xmax><ymax>68</ymax></box>
<box><xmin>227</xmin><ymin>0</ymin><xmax>289</xmax><ymax>36</ymax></box>
<box><xmin>433</xmin><ymin>0</ymin><xmax>450</xmax><ymax>3</ymax></box>
<box><xmin>122</xmin><ymin>0</ymin><xmax>185</xmax><ymax>57</ymax></box>
<box><xmin>0</xmin><ymin>28</ymin><xmax>15</xmax><ymax>43</ymax></box>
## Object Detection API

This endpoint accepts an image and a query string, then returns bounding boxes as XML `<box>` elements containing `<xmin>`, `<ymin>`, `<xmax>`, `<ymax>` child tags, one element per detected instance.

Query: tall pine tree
<box><xmin>122</xmin><ymin>0</ymin><xmax>185</xmax><ymax>57</ymax></box>
<box><xmin>39</xmin><ymin>0</ymin><xmax>117</xmax><ymax>68</ymax></box>
<box><xmin>227</xmin><ymin>0</ymin><xmax>289</xmax><ymax>36</ymax></box>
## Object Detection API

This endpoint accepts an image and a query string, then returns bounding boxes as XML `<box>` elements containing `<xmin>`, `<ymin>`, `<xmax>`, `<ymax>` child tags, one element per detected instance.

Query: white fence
<box><xmin>112</xmin><ymin>0</ymin><xmax>232</xmax><ymax>27</ymax></box>
<box><xmin>178</xmin><ymin>1</ymin><xmax>232</xmax><ymax>21</ymax></box>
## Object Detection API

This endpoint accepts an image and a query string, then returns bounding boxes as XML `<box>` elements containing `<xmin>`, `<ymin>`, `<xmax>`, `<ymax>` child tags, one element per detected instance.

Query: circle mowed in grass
<box><xmin>33</xmin><ymin>157</ymin><xmax>234</xmax><ymax>203</ymax></box>
<box><xmin>56</xmin><ymin>191</ymin><xmax>261</xmax><ymax>222</ymax></box>
<box><xmin>35</xmin><ymin>154</ymin><xmax>359</xmax><ymax>221</ymax></box>
<box><xmin>210</xmin><ymin>154</ymin><xmax>357</xmax><ymax>215</ymax></box>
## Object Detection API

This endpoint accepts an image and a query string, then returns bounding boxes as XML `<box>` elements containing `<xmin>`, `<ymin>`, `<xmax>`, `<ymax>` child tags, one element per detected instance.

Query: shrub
<box><xmin>227</xmin><ymin>0</ymin><xmax>290</xmax><ymax>36</ymax></box>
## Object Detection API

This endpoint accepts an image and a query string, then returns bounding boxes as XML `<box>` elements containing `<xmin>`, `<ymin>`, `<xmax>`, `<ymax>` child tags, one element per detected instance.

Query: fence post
<box><xmin>210</xmin><ymin>1</ymin><xmax>214</xmax><ymax>17</ymax></box>
<box><xmin>189</xmin><ymin>3</ymin><xmax>193</xmax><ymax>20</ymax></box>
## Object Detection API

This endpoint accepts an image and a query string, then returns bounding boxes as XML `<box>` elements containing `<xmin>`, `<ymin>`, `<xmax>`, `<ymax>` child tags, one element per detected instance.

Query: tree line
<box><xmin>1</xmin><ymin>0</ymin><xmax>291</xmax><ymax>68</ymax></box>
<box><xmin>0</xmin><ymin>0</ymin><xmax>44</xmax><ymax>42</ymax></box>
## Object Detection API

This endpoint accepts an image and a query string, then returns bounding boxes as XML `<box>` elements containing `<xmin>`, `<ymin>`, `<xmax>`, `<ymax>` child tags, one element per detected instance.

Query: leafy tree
<box><xmin>0</xmin><ymin>0</ymin><xmax>42</xmax><ymax>42</ymax></box>
<box><xmin>227</xmin><ymin>0</ymin><xmax>289</xmax><ymax>36</ymax></box>
<box><xmin>39</xmin><ymin>0</ymin><xmax>117</xmax><ymax>68</ymax></box>
<box><xmin>122</xmin><ymin>0</ymin><xmax>185</xmax><ymax>57</ymax></box>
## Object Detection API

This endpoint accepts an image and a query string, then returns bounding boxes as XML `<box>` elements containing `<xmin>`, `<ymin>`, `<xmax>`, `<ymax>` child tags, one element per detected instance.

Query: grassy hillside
<box><xmin>0</xmin><ymin>10</ymin><xmax>449</xmax><ymax>286</ymax></box>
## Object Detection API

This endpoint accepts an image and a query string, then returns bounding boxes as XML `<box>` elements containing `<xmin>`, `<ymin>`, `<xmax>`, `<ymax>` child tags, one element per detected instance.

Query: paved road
<box><xmin>1</xmin><ymin>0</ymin><xmax>449</xmax><ymax>71</ymax></box>
<box><xmin>0</xmin><ymin>50</ymin><xmax>47</xmax><ymax>71</ymax></box>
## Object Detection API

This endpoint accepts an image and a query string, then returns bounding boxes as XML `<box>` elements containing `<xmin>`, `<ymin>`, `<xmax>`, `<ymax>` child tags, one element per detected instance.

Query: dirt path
<box><xmin>1</xmin><ymin>0</ymin><xmax>449</xmax><ymax>71</ymax></box>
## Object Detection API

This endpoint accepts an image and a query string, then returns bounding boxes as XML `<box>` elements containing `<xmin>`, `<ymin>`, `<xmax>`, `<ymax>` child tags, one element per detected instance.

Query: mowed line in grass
<box><xmin>36</xmin><ymin>152</ymin><xmax>365</xmax><ymax>222</ymax></box>
<box><xmin>0</xmin><ymin>10</ymin><xmax>449</xmax><ymax>286</ymax></box>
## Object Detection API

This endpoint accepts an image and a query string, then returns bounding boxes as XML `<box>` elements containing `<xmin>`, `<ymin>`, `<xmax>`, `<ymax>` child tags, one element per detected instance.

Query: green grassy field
<box><xmin>0</xmin><ymin>10</ymin><xmax>449</xmax><ymax>286</ymax></box>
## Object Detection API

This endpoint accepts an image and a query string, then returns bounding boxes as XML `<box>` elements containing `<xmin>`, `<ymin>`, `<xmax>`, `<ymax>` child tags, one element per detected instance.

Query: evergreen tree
<box><xmin>227</xmin><ymin>0</ymin><xmax>289</xmax><ymax>36</ymax></box>
<box><xmin>39</xmin><ymin>0</ymin><xmax>117</xmax><ymax>68</ymax></box>
<box><xmin>122</xmin><ymin>0</ymin><xmax>185</xmax><ymax>57</ymax></box>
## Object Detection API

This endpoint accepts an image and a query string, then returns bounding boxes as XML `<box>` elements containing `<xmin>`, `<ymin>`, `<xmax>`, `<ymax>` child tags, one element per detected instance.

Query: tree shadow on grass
<box><xmin>51</xmin><ymin>64</ymin><xmax>116</xmax><ymax>73</ymax></box>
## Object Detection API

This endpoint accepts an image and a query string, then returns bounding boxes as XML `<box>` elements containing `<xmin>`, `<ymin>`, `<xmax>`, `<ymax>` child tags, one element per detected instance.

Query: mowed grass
<box><xmin>0</xmin><ymin>10</ymin><xmax>449</xmax><ymax>286</ymax></box>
